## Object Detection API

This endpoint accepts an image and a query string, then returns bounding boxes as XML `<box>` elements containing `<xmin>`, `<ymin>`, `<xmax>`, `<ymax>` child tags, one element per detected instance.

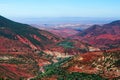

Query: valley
<box><xmin>0</xmin><ymin>15</ymin><xmax>120</xmax><ymax>80</ymax></box>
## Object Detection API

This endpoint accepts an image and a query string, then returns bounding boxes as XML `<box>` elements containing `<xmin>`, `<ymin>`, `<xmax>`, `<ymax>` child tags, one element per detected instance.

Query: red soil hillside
<box><xmin>0</xmin><ymin>15</ymin><xmax>93</xmax><ymax>55</ymax></box>
<box><xmin>0</xmin><ymin>36</ymin><xmax>31</xmax><ymax>53</ymax></box>
<box><xmin>0</xmin><ymin>15</ymin><xmax>99</xmax><ymax>79</ymax></box>
<box><xmin>0</xmin><ymin>15</ymin><xmax>62</xmax><ymax>51</ymax></box>
<box><xmin>33</xmin><ymin>48</ymin><xmax>120</xmax><ymax>80</ymax></box>
<box><xmin>75</xmin><ymin>20</ymin><xmax>120</xmax><ymax>49</ymax></box>
<box><xmin>61</xmin><ymin>49</ymin><xmax>120</xmax><ymax>79</ymax></box>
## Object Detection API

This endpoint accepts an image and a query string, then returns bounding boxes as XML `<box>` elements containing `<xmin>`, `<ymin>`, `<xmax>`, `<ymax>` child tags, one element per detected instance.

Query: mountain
<box><xmin>0</xmin><ymin>15</ymin><xmax>62</xmax><ymax>79</ymax></box>
<box><xmin>0</xmin><ymin>15</ymin><xmax>97</xmax><ymax>79</ymax></box>
<box><xmin>46</xmin><ymin>28</ymin><xmax>80</xmax><ymax>38</ymax></box>
<box><xmin>0</xmin><ymin>15</ymin><xmax>94</xmax><ymax>54</ymax></box>
<box><xmin>76</xmin><ymin>20</ymin><xmax>120</xmax><ymax>49</ymax></box>
<box><xmin>0</xmin><ymin>15</ymin><xmax>63</xmax><ymax>79</ymax></box>
<box><xmin>32</xmin><ymin>49</ymin><xmax>120</xmax><ymax>80</ymax></box>
<box><xmin>0</xmin><ymin>16</ymin><xmax>119</xmax><ymax>80</ymax></box>
<box><xmin>0</xmin><ymin>15</ymin><xmax>63</xmax><ymax>51</ymax></box>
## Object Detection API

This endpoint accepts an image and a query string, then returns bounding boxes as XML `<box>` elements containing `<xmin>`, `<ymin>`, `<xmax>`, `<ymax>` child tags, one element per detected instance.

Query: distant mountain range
<box><xmin>0</xmin><ymin>15</ymin><xmax>94</xmax><ymax>55</ymax></box>
<box><xmin>76</xmin><ymin>20</ymin><xmax>120</xmax><ymax>49</ymax></box>
<box><xmin>48</xmin><ymin>20</ymin><xmax>120</xmax><ymax>49</ymax></box>
<box><xmin>11</xmin><ymin>17</ymin><xmax>118</xmax><ymax>24</ymax></box>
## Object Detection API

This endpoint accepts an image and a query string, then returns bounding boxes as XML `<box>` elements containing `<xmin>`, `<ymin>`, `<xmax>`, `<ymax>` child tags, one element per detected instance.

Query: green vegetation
<box><xmin>114</xmin><ymin>60</ymin><xmax>120</xmax><ymax>66</ymax></box>
<box><xmin>8</xmin><ymin>58</ymin><xmax>26</xmax><ymax>64</ymax></box>
<box><xmin>0</xmin><ymin>78</ymin><xmax>4</xmax><ymax>80</ymax></box>
<box><xmin>44</xmin><ymin>57</ymin><xmax>71</xmax><ymax>70</ymax></box>
<box><xmin>0</xmin><ymin>16</ymin><xmax>53</xmax><ymax>49</ymax></box>
<box><xmin>32</xmin><ymin>56</ymin><xmax>106</xmax><ymax>80</ymax></box>
<box><xmin>33</xmin><ymin>67</ymin><xmax>106</xmax><ymax>80</ymax></box>
<box><xmin>39</xmin><ymin>51</ymin><xmax>53</xmax><ymax>58</ymax></box>
<box><xmin>38</xmin><ymin>51</ymin><xmax>54</xmax><ymax>63</ymax></box>
<box><xmin>57</xmin><ymin>41</ymin><xmax>74</xmax><ymax>49</ymax></box>
<box><xmin>0</xmin><ymin>78</ymin><xmax>13</xmax><ymax>80</ymax></box>
<box><xmin>0</xmin><ymin>57</ymin><xmax>26</xmax><ymax>64</ymax></box>
<box><xmin>58</xmin><ymin>72</ymin><xmax>107</xmax><ymax>80</ymax></box>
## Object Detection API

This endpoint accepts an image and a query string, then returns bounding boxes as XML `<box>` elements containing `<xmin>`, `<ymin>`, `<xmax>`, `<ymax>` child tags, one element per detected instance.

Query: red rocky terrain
<box><xmin>0</xmin><ymin>16</ymin><xmax>97</xmax><ymax>79</ymax></box>
<box><xmin>0</xmin><ymin>15</ymin><xmax>120</xmax><ymax>80</ymax></box>
<box><xmin>71</xmin><ymin>20</ymin><xmax>120</xmax><ymax>49</ymax></box>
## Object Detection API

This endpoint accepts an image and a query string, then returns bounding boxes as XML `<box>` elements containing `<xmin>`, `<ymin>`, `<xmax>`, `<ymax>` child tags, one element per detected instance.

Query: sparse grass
<box><xmin>57</xmin><ymin>41</ymin><xmax>74</xmax><ymax>49</ymax></box>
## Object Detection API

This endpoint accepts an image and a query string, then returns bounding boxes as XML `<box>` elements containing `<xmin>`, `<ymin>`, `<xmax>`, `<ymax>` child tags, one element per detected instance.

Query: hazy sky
<box><xmin>0</xmin><ymin>0</ymin><xmax>120</xmax><ymax>18</ymax></box>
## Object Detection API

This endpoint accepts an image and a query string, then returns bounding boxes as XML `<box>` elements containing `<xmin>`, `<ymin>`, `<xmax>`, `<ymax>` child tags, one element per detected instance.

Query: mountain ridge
<box><xmin>72</xmin><ymin>20</ymin><xmax>120</xmax><ymax>49</ymax></box>
<box><xmin>0</xmin><ymin>15</ymin><xmax>62</xmax><ymax>51</ymax></box>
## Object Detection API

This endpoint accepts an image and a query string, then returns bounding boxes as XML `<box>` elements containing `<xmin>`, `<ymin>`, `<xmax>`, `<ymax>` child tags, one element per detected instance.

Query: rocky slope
<box><xmin>33</xmin><ymin>49</ymin><xmax>120</xmax><ymax>80</ymax></box>
<box><xmin>0</xmin><ymin>15</ymin><xmax>95</xmax><ymax>55</ymax></box>
<box><xmin>1</xmin><ymin>15</ymin><xmax>119</xmax><ymax>80</ymax></box>
<box><xmin>0</xmin><ymin>15</ymin><xmax>62</xmax><ymax>51</ymax></box>
<box><xmin>74</xmin><ymin>20</ymin><xmax>120</xmax><ymax>49</ymax></box>
<box><xmin>45</xmin><ymin>20</ymin><xmax>120</xmax><ymax>50</ymax></box>
<box><xmin>0</xmin><ymin>16</ymin><xmax>98</xmax><ymax>79</ymax></box>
